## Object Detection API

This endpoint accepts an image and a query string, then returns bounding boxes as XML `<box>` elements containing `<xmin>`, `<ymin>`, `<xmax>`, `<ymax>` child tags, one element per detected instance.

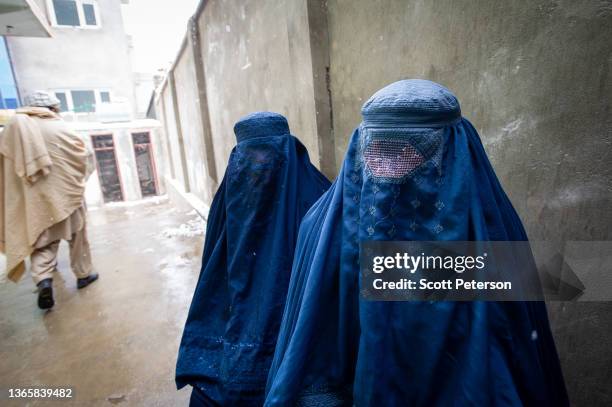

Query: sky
<box><xmin>121</xmin><ymin>0</ymin><xmax>201</xmax><ymax>74</ymax></box>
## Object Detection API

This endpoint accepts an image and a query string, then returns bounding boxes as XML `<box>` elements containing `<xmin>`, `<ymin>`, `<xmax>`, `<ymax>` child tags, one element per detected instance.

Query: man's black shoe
<box><xmin>37</xmin><ymin>278</ymin><xmax>54</xmax><ymax>310</ymax></box>
<box><xmin>77</xmin><ymin>273</ymin><xmax>99</xmax><ymax>289</ymax></box>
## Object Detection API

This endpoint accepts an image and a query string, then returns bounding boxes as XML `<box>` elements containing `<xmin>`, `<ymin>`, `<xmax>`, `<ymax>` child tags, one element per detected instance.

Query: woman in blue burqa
<box><xmin>176</xmin><ymin>112</ymin><xmax>330</xmax><ymax>406</ymax></box>
<box><xmin>265</xmin><ymin>80</ymin><xmax>568</xmax><ymax>406</ymax></box>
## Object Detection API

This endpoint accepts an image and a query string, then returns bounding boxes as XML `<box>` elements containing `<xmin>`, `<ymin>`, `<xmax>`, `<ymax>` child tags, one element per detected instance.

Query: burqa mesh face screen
<box><xmin>361</xmin><ymin>128</ymin><xmax>443</xmax><ymax>184</ymax></box>
<box><xmin>363</xmin><ymin>138</ymin><xmax>424</xmax><ymax>179</ymax></box>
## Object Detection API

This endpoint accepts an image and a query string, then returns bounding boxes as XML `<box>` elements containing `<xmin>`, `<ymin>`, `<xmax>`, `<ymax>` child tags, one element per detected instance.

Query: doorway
<box><xmin>91</xmin><ymin>134</ymin><xmax>124</xmax><ymax>202</ymax></box>
<box><xmin>132</xmin><ymin>132</ymin><xmax>158</xmax><ymax>198</ymax></box>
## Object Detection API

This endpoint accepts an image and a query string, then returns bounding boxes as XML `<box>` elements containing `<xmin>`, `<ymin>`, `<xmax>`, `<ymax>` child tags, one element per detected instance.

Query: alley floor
<box><xmin>0</xmin><ymin>197</ymin><xmax>205</xmax><ymax>406</ymax></box>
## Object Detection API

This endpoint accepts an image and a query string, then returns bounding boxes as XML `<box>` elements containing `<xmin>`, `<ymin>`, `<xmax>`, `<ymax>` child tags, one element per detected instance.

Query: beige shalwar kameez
<box><xmin>30</xmin><ymin>204</ymin><xmax>92</xmax><ymax>284</ymax></box>
<box><xmin>0</xmin><ymin>107</ymin><xmax>93</xmax><ymax>283</ymax></box>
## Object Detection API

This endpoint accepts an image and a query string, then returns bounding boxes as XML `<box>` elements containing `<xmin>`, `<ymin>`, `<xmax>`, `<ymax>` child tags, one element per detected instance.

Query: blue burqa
<box><xmin>176</xmin><ymin>112</ymin><xmax>330</xmax><ymax>406</ymax></box>
<box><xmin>265</xmin><ymin>80</ymin><xmax>569</xmax><ymax>406</ymax></box>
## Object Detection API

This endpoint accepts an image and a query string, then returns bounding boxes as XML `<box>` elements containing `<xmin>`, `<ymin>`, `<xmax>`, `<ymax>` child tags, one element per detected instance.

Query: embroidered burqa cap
<box><xmin>265</xmin><ymin>80</ymin><xmax>569</xmax><ymax>406</ymax></box>
<box><xmin>233</xmin><ymin>111</ymin><xmax>290</xmax><ymax>142</ymax></box>
<box><xmin>176</xmin><ymin>111</ymin><xmax>330</xmax><ymax>405</ymax></box>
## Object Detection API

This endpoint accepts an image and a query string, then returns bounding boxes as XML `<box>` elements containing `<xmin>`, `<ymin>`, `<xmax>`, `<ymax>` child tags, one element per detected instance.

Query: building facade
<box><xmin>6</xmin><ymin>0</ymin><xmax>139</xmax><ymax>119</ymax></box>
<box><xmin>2</xmin><ymin>0</ymin><xmax>164</xmax><ymax>205</ymax></box>
<box><xmin>0</xmin><ymin>37</ymin><xmax>19</xmax><ymax>109</ymax></box>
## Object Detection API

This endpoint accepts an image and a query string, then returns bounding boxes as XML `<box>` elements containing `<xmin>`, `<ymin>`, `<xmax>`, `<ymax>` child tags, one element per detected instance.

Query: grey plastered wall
<box><xmin>325</xmin><ymin>0</ymin><xmax>612</xmax><ymax>405</ymax></box>
<box><xmin>150</xmin><ymin>100</ymin><xmax>172</xmax><ymax>190</ymax></box>
<box><xmin>196</xmin><ymin>0</ymin><xmax>324</xmax><ymax>178</ymax></box>
<box><xmin>155</xmin><ymin>93</ymin><xmax>176</xmax><ymax>180</ymax></box>
<box><xmin>173</xmin><ymin>41</ymin><xmax>213</xmax><ymax>205</ymax></box>
<box><xmin>161</xmin><ymin>85</ymin><xmax>187</xmax><ymax>190</ymax></box>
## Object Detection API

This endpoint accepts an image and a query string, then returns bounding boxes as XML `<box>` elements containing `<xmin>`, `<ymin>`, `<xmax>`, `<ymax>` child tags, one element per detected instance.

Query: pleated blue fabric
<box><xmin>176</xmin><ymin>112</ymin><xmax>330</xmax><ymax>406</ymax></box>
<box><xmin>265</xmin><ymin>80</ymin><xmax>569</xmax><ymax>406</ymax></box>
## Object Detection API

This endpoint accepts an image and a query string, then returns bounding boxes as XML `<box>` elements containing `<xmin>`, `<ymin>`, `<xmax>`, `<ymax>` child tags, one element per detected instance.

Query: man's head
<box><xmin>23</xmin><ymin>91</ymin><xmax>61</xmax><ymax>113</ymax></box>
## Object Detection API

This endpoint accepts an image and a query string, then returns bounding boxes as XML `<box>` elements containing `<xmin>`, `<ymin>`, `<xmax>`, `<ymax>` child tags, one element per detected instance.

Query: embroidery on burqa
<box><xmin>230</xmin><ymin>142</ymin><xmax>286</xmax><ymax>211</ymax></box>
<box><xmin>358</xmin><ymin>126</ymin><xmax>446</xmax><ymax>237</ymax></box>
<box><xmin>226</xmin><ymin>141</ymin><xmax>289</xmax><ymax>362</ymax></box>
<box><xmin>351</xmin><ymin>152</ymin><xmax>363</xmax><ymax>227</ymax></box>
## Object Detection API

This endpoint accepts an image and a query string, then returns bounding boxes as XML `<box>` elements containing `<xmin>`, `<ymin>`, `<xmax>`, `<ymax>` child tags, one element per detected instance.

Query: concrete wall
<box><xmin>160</xmin><ymin>83</ymin><xmax>188</xmax><ymax>192</ymax></box>
<box><xmin>153</xmin><ymin>0</ymin><xmax>335</xmax><ymax>210</ymax></box>
<box><xmin>154</xmin><ymin>95</ymin><xmax>175</xmax><ymax>181</ymax></box>
<box><xmin>173</xmin><ymin>41</ymin><xmax>213</xmax><ymax>204</ymax></box>
<box><xmin>196</xmin><ymin>0</ymin><xmax>326</xmax><ymax>178</ymax></box>
<box><xmin>153</xmin><ymin>1</ymin><xmax>612</xmax><ymax>404</ymax></box>
<box><xmin>6</xmin><ymin>0</ymin><xmax>136</xmax><ymax>117</ymax></box>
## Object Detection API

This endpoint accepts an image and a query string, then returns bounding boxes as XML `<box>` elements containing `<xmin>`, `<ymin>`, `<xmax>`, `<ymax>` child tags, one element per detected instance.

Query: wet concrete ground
<box><xmin>0</xmin><ymin>198</ymin><xmax>205</xmax><ymax>406</ymax></box>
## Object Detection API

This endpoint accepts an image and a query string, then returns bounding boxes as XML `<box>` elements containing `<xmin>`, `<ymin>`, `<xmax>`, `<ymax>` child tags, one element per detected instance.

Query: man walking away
<box><xmin>0</xmin><ymin>91</ymin><xmax>98</xmax><ymax>310</ymax></box>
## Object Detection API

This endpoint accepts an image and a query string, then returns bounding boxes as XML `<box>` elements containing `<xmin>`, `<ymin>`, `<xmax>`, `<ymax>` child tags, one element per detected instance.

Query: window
<box><xmin>100</xmin><ymin>91</ymin><xmax>111</xmax><ymax>103</ymax></box>
<box><xmin>82</xmin><ymin>2</ymin><xmax>97</xmax><ymax>25</ymax></box>
<box><xmin>51</xmin><ymin>89</ymin><xmax>111</xmax><ymax>114</ymax></box>
<box><xmin>52</xmin><ymin>0</ymin><xmax>79</xmax><ymax>26</ymax></box>
<box><xmin>71</xmin><ymin>90</ymin><xmax>96</xmax><ymax>112</ymax></box>
<box><xmin>48</xmin><ymin>0</ymin><xmax>100</xmax><ymax>28</ymax></box>
<box><xmin>133</xmin><ymin>133</ymin><xmax>151</xmax><ymax>145</ymax></box>
<box><xmin>55</xmin><ymin>92</ymin><xmax>69</xmax><ymax>112</ymax></box>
